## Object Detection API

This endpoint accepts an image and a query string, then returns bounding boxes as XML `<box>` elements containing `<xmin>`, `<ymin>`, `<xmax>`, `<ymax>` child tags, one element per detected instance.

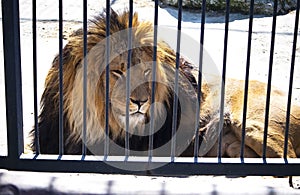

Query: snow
<box><xmin>0</xmin><ymin>170</ymin><xmax>300</xmax><ymax>194</ymax></box>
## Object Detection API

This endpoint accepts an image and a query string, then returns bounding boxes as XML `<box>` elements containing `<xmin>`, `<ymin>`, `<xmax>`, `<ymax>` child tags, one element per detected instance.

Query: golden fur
<box><xmin>199</xmin><ymin>79</ymin><xmax>300</xmax><ymax>158</ymax></box>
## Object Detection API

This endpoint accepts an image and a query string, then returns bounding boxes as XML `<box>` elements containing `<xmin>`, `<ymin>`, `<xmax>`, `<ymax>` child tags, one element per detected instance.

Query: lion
<box><xmin>198</xmin><ymin>79</ymin><xmax>300</xmax><ymax>158</ymax></box>
<box><xmin>31</xmin><ymin>9</ymin><xmax>300</xmax><ymax>158</ymax></box>
<box><xmin>31</xmin><ymin>9</ymin><xmax>198</xmax><ymax>155</ymax></box>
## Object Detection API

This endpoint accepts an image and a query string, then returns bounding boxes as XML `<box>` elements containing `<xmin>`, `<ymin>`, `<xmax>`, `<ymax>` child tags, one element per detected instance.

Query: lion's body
<box><xmin>32</xmin><ymin>10</ymin><xmax>300</xmax><ymax>158</ymax></box>
<box><xmin>200</xmin><ymin>79</ymin><xmax>300</xmax><ymax>158</ymax></box>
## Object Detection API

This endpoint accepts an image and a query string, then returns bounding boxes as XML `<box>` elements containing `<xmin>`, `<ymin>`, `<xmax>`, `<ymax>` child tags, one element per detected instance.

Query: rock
<box><xmin>159</xmin><ymin>0</ymin><xmax>298</xmax><ymax>15</ymax></box>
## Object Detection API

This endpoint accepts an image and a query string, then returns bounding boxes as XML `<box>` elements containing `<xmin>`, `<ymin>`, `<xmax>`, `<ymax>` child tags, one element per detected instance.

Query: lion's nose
<box><xmin>130</xmin><ymin>98</ymin><xmax>148</xmax><ymax>110</ymax></box>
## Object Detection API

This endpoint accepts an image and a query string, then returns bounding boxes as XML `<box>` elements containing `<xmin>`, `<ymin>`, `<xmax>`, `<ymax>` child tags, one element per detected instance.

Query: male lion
<box><xmin>31</xmin><ymin>9</ymin><xmax>300</xmax><ymax>158</ymax></box>
<box><xmin>31</xmin><ymin>9</ymin><xmax>198</xmax><ymax>155</ymax></box>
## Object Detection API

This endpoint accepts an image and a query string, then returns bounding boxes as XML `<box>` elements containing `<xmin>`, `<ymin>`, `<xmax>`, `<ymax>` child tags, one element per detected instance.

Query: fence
<box><xmin>0</xmin><ymin>0</ymin><xmax>300</xmax><ymax>177</ymax></box>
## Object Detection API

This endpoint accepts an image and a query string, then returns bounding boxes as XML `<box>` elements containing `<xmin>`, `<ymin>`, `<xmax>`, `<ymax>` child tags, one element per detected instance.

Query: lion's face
<box><xmin>106</xmin><ymin>48</ymin><xmax>169</xmax><ymax>136</ymax></box>
<box><xmin>109</xmin><ymin>50</ymin><xmax>152</xmax><ymax>130</ymax></box>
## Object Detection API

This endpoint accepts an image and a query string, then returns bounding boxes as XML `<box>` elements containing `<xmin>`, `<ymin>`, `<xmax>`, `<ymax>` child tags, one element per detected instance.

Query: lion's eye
<box><xmin>144</xmin><ymin>69</ymin><xmax>151</xmax><ymax>77</ymax></box>
<box><xmin>111</xmin><ymin>70</ymin><xmax>124</xmax><ymax>78</ymax></box>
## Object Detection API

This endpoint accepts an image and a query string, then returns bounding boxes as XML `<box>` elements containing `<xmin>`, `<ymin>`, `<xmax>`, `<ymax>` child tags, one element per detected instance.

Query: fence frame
<box><xmin>1</xmin><ymin>0</ymin><xmax>300</xmax><ymax>177</ymax></box>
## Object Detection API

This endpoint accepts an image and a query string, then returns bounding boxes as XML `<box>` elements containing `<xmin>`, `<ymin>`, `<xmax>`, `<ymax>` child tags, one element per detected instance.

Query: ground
<box><xmin>0</xmin><ymin>170</ymin><xmax>300</xmax><ymax>194</ymax></box>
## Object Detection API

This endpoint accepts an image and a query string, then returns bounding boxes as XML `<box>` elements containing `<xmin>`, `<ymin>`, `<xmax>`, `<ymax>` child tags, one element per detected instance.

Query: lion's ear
<box><xmin>132</xmin><ymin>12</ymin><xmax>139</xmax><ymax>27</ymax></box>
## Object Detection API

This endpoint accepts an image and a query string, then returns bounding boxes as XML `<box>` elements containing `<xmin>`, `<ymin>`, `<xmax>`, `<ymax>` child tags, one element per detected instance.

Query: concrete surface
<box><xmin>0</xmin><ymin>170</ymin><xmax>300</xmax><ymax>194</ymax></box>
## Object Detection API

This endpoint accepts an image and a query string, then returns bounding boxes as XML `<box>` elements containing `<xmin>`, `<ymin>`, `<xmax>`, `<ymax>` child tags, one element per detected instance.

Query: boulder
<box><xmin>159</xmin><ymin>0</ymin><xmax>297</xmax><ymax>15</ymax></box>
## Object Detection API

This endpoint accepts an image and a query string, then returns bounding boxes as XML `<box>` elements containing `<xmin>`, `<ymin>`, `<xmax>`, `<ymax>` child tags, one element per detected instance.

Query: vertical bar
<box><xmin>2</xmin><ymin>0</ymin><xmax>24</xmax><ymax>158</ymax></box>
<box><xmin>82</xmin><ymin>0</ymin><xmax>88</xmax><ymax>157</ymax></box>
<box><xmin>262</xmin><ymin>0</ymin><xmax>278</xmax><ymax>160</ymax></box>
<box><xmin>58</xmin><ymin>0</ymin><xmax>64</xmax><ymax>156</ymax></box>
<box><xmin>240</xmin><ymin>0</ymin><xmax>254</xmax><ymax>161</ymax></box>
<box><xmin>284</xmin><ymin>0</ymin><xmax>299</xmax><ymax>159</ymax></box>
<box><xmin>217</xmin><ymin>0</ymin><xmax>230</xmax><ymax>162</ymax></box>
<box><xmin>194</xmin><ymin>0</ymin><xmax>206</xmax><ymax>162</ymax></box>
<box><xmin>125</xmin><ymin>0</ymin><xmax>134</xmax><ymax>157</ymax></box>
<box><xmin>32</xmin><ymin>0</ymin><xmax>40</xmax><ymax>154</ymax></box>
<box><xmin>171</xmin><ymin>0</ymin><xmax>183</xmax><ymax>162</ymax></box>
<box><xmin>104</xmin><ymin>0</ymin><xmax>111</xmax><ymax>158</ymax></box>
<box><xmin>148</xmin><ymin>0</ymin><xmax>159</xmax><ymax>160</ymax></box>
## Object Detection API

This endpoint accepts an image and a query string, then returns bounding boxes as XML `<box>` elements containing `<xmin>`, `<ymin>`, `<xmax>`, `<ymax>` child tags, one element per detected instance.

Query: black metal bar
<box><xmin>263</xmin><ymin>0</ymin><xmax>278</xmax><ymax>159</ymax></box>
<box><xmin>82</xmin><ymin>0</ymin><xmax>88</xmax><ymax>157</ymax></box>
<box><xmin>148</xmin><ymin>0</ymin><xmax>159</xmax><ymax>160</ymax></box>
<box><xmin>194</xmin><ymin>0</ymin><xmax>206</xmax><ymax>162</ymax></box>
<box><xmin>104</xmin><ymin>0</ymin><xmax>111</xmax><ymax>158</ymax></box>
<box><xmin>32</xmin><ymin>0</ymin><xmax>40</xmax><ymax>154</ymax></box>
<box><xmin>58</xmin><ymin>0</ymin><xmax>64</xmax><ymax>156</ymax></box>
<box><xmin>240</xmin><ymin>0</ymin><xmax>254</xmax><ymax>161</ymax></box>
<box><xmin>1</xmin><ymin>157</ymin><xmax>300</xmax><ymax>176</ymax></box>
<box><xmin>125</xmin><ymin>0</ymin><xmax>134</xmax><ymax>157</ymax></box>
<box><xmin>2</xmin><ymin>0</ymin><xmax>24</xmax><ymax>159</ymax></box>
<box><xmin>218</xmin><ymin>0</ymin><xmax>230</xmax><ymax>161</ymax></box>
<box><xmin>171</xmin><ymin>0</ymin><xmax>183</xmax><ymax>162</ymax></box>
<box><xmin>284</xmin><ymin>0</ymin><xmax>299</xmax><ymax>159</ymax></box>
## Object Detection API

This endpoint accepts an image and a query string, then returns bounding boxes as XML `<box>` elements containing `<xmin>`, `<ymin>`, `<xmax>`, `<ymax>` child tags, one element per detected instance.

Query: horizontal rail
<box><xmin>1</xmin><ymin>156</ymin><xmax>300</xmax><ymax>176</ymax></box>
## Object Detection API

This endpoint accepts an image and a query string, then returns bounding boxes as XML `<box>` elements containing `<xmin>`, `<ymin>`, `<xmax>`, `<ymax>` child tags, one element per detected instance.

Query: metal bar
<box><xmin>125</xmin><ymin>0</ymin><xmax>134</xmax><ymax>157</ymax></box>
<box><xmin>284</xmin><ymin>0</ymin><xmax>299</xmax><ymax>159</ymax></box>
<box><xmin>148</xmin><ymin>0</ymin><xmax>159</xmax><ymax>160</ymax></box>
<box><xmin>171</xmin><ymin>0</ymin><xmax>183</xmax><ymax>162</ymax></box>
<box><xmin>262</xmin><ymin>0</ymin><xmax>278</xmax><ymax>159</ymax></box>
<box><xmin>1</xmin><ymin>157</ymin><xmax>300</xmax><ymax>176</ymax></box>
<box><xmin>82</xmin><ymin>0</ymin><xmax>88</xmax><ymax>157</ymax></box>
<box><xmin>104</xmin><ymin>0</ymin><xmax>111</xmax><ymax>158</ymax></box>
<box><xmin>240</xmin><ymin>0</ymin><xmax>254</xmax><ymax>161</ymax></box>
<box><xmin>32</xmin><ymin>0</ymin><xmax>40</xmax><ymax>154</ymax></box>
<box><xmin>58</xmin><ymin>0</ymin><xmax>64</xmax><ymax>156</ymax></box>
<box><xmin>194</xmin><ymin>0</ymin><xmax>206</xmax><ymax>162</ymax></box>
<box><xmin>218</xmin><ymin>0</ymin><xmax>230</xmax><ymax>162</ymax></box>
<box><xmin>2</xmin><ymin>0</ymin><xmax>24</xmax><ymax>159</ymax></box>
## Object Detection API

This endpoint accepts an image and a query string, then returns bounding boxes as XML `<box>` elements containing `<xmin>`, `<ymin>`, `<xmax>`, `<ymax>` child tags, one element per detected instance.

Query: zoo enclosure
<box><xmin>0</xmin><ymin>0</ymin><xmax>300</xmax><ymax>176</ymax></box>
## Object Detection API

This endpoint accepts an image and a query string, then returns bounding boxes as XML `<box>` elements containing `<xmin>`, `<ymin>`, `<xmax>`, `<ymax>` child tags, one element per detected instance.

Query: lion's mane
<box><xmin>32</xmin><ymin>9</ymin><xmax>198</xmax><ymax>155</ymax></box>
